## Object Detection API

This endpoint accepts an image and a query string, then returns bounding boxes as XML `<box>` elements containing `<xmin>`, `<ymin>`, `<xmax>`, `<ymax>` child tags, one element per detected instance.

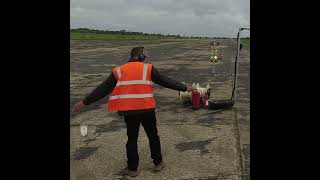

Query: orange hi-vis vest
<box><xmin>107</xmin><ymin>62</ymin><xmax>156</xmax><ymax>112</ymax></box>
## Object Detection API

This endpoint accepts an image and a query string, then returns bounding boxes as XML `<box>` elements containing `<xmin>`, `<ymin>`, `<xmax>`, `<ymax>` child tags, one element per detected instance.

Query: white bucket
<box><xmin>80</xmin><ymin>124</ymin><xmax>88</xmax><ymax>137</ymax></box>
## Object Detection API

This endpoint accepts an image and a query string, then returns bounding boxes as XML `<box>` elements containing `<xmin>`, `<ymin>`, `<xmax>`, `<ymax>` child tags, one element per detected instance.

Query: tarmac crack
<box><xmin>232</xmin><ymin>107</ymin><xmax>244</xmax><ymax>180</ymax></box>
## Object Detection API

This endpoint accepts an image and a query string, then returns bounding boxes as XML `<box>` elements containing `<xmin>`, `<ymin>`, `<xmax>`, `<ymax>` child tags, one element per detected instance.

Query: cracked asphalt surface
<box><xmin>70</xmin><ymin>39</ymin><xmax>250</xmax><ymax>180</ymax></box>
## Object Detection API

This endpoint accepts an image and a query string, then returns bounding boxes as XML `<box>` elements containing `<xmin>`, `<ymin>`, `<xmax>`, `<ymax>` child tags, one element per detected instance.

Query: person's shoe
<box><xmin>153</xmin><ymin>162</ymin><xmax>165</xmax><ymax>172</ymax></box>
<box><xmin>119</xmin><ymin>167</ymin><xmax>138</xmax><ymax>177</ymax></box>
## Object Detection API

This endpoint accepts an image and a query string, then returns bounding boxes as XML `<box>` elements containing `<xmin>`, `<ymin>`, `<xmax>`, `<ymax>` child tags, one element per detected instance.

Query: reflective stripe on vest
<box><xmin>142</xmin><ymin>63</ymin><xmax>148</xmax><ymax>80</ymax></box>
<box><xmin>116</xmin><ymin>66</ymin><xmax>121</xmax><ymax>79</ymax></box>
<box><xmin>115</xmin><ymin>64</ymin><xmax>152</xmax><ymax>86</ymax></box>
<box><xmin>116</xmin><ymin>80</ymin><xmax>154</xmax><ymax>86</ymax></box>
<box><xmin>109</xmin><ymin>93</ymin><xmax>154</xmax><ymax>100</ymax></box>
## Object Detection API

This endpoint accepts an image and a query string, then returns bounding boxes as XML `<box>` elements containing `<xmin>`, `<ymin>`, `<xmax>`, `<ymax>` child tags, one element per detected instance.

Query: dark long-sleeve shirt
<box><xmin>83</xmin><ymin>64</ymin><xmax>187</xmax><ymax>116</ymax></box>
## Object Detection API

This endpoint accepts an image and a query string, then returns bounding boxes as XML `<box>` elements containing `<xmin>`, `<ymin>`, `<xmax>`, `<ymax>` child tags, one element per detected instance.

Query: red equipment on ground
<box><xmin>192</xmin><ymin>89</ymin><xmax>201</xmax><ymax>109</ymax></box>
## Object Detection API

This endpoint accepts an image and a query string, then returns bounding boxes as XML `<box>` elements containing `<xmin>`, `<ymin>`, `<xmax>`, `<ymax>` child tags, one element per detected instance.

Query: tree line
<box><xmin>70</xmin><ymin>28</ymin><xmax>245</xmax><ymax>39</ymax></box>
<box><xmin>71</xmin><ymin>28</ymin><xmax>184</xmax><ymax>38</ymax></box>
<box><xmin>70</xmin><ymin>28</ymin><xmax>232</xmax><ymax>39</ymax></box>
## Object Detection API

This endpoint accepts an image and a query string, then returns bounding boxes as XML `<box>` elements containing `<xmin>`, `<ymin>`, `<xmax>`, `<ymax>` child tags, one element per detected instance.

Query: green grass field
<box><xmin>70</xmin><ymin>32</ymin><xmax>179</xmax><ymax>40</ymax></box>
<box><xmin>241</xmin><ymin>38</ymin><xmax>250</xmax><ymax>45</ymax></box>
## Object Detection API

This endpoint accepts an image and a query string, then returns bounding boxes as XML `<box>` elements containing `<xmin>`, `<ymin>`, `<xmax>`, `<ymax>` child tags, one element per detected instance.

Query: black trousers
<box><xmin>124</xmin><ymin>111</ymin><xmax>162</xmax><ymax>171</ymax></box>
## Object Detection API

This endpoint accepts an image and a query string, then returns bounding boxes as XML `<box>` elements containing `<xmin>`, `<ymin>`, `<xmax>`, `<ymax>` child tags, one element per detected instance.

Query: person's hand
<box><xmin>73</xmin><ymin>100</ymin><xmax>86</xmax><ymax>111</ymax></box>
<box><xmin>187</xmin><ymin>84</ymin><xmax>194</xmax><ymax>92</ymax></box>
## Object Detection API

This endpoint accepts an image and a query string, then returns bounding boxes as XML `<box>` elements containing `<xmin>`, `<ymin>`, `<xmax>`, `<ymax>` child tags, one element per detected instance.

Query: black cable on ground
<box><xmin>230</xmin><ymin>32</ymin><xmax>240</xmax><ymax>101</ymax></box>
<box><xmin>230</xmin><ymin>55</ymin><xmax>237</xmax><ymax>101</ymax></box>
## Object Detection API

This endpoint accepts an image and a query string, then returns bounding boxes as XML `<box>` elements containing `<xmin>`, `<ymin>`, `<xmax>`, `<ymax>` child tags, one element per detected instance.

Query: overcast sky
<box><xmin>70</xmin><ymin>0</ymin><xmax>250</xmax><ymax>38</ymax></box>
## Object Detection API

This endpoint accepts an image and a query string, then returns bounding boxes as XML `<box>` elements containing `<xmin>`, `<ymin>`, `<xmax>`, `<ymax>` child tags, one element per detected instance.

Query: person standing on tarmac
<box><xmin>73</xmin><ymin>46</ymin><xmax>193</xmax><ymax>177</ymax></box>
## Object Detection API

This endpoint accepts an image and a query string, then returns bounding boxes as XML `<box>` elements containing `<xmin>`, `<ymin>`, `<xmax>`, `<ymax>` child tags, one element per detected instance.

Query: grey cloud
<box><xmin>70</xmin><ymin>0</ymin><xmax>250</xmax><ymax>37</ymax></box>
